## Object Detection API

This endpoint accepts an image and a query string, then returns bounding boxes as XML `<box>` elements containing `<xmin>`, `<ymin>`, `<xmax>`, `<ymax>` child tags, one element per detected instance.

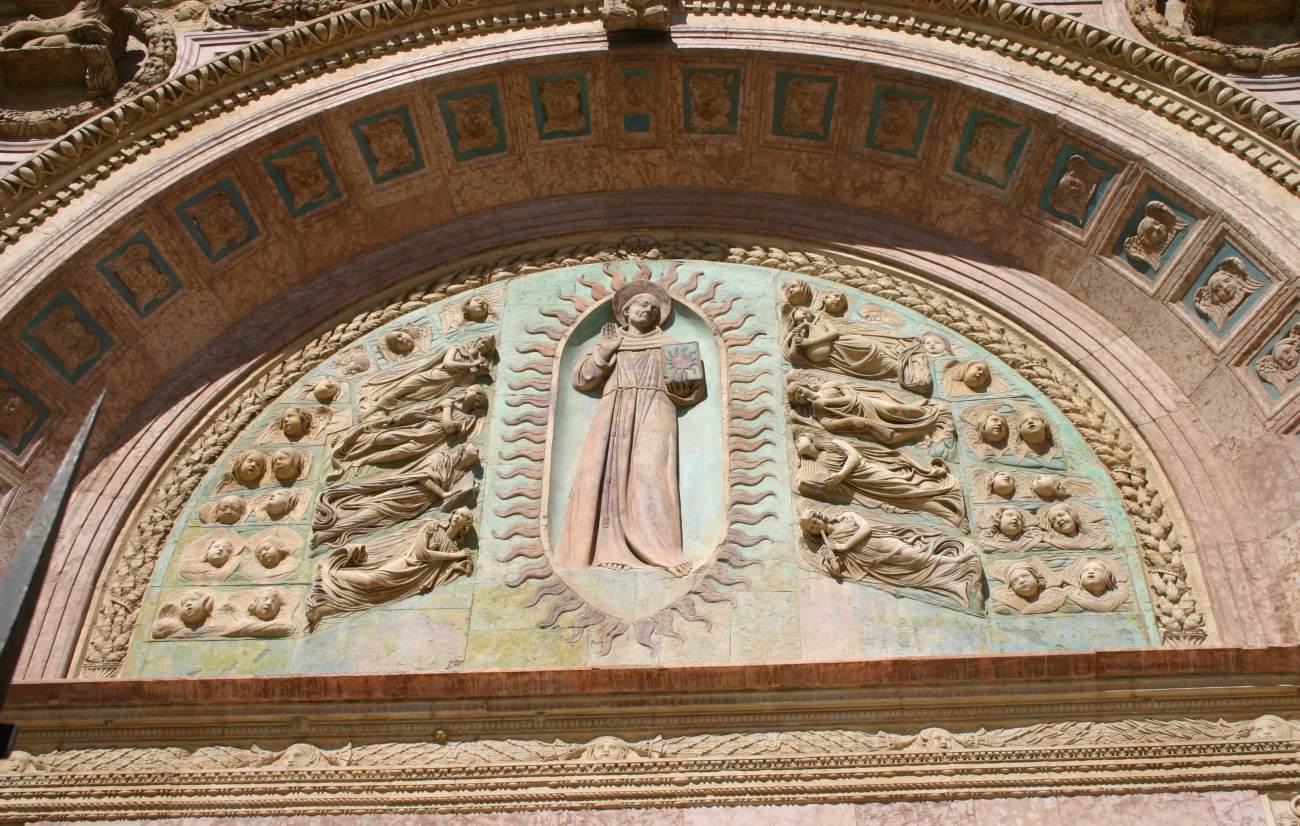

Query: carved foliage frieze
<box><xmin>1</xmin><ymin>715</ymin><xmax>1297</xmax><ymax>818</ymax></box>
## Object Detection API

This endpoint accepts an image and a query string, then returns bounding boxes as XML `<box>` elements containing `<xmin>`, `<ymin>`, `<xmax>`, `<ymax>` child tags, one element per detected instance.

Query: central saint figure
<box><xmin>557</xmin><ymin>280</ymin><xmax>704</xmax><ymax>576</ymax></box>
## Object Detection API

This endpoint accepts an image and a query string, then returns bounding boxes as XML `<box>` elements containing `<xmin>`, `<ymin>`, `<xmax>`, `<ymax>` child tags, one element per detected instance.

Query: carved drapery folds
<box><xmin>77</xmin><ymin>238</ymin><xmax>1206</xmax><ymax>679</ymax></box>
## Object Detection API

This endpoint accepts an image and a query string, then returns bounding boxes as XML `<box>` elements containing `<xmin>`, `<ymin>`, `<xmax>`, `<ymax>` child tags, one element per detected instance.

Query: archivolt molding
<box><xmin>76</xmin><ymin>236</ymin><xmax>1207</xmax><ymax>679</ymax></box>
<box><xmin>1</xmin><ymin>715</ymin><xmax>1297</xmax><ymax>819</ymax></box>
<box><xmin>0</xmin><ymin>0</ymin><xmax>1298</xmax><ymax>254</ymax></box>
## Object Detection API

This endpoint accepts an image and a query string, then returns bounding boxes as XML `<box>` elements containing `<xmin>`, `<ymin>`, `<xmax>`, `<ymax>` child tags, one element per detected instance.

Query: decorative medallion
<box><xmin>20</xmin><ymin>291</ymin><xmax>112</xmax><ymax>383</ymax></box>
<box><xmin>351</xmin><ymin>106</ymin><xmax>424</xmax><ymax>183</ymax></box>
<box><xmin>96</xmin><ymin>232</ymin><xmax>180</xmax><ymax>317</ymax></box>
<box><xmin>437</xmin><ymin>82</ymin><xmax>508</xmax><ymax>161</ymax></box>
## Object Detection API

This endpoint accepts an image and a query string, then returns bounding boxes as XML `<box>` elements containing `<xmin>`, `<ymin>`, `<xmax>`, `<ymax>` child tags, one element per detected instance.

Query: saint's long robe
<box><xmin>556</xmin><ymin>329</ymin><xmax>701</xmax><ymax>571</ymax></box>
<box><xmin>803</xmin><ymin>379</ymin><xmax>951</xmax><ymax>445</ymax></box>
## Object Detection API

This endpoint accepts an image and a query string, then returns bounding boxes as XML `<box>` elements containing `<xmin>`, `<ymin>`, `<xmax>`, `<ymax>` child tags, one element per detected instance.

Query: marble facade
<box><xmin>0</xmin><ymin>0</ymin><xmax>1297</xmax><ymax>821</ymax></box>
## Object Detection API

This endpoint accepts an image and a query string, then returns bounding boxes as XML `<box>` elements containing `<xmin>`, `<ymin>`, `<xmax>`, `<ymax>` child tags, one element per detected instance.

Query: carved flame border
<box><xmin>492</xmin><ymin>260</ymin><xmax>776</xmax><ymax>655</ymax></box>
<box><xmin>76</xmin><ymin>236</ymin><xmax>1207</xmax><ymax>678</ymax></box>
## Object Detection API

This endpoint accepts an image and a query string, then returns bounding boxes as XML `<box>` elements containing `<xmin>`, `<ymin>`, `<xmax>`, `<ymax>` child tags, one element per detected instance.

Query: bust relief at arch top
<box><xmin>76</xmin><ymin>242</ymin><xmax>1206</xmax><ymax>679</ymax></box>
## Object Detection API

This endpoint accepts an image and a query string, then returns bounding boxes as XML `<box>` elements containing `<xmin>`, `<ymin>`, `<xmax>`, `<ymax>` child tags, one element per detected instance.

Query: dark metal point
<box><xmin>0</xmin><ymin>390</ymin><xmax>104</xmax><ymax>760</ymax></box>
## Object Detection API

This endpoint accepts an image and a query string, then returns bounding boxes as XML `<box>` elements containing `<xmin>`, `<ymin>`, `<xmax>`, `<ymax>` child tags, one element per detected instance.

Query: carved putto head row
<box><xmin>976</xmin><ymin>500</ymin><xmax>1110</xmax><ymax>552</ymax></box>
<box><xmin>987</xmin><ymin>554</ymin><xmax>1131</xmax><ymax>615</ymax></box>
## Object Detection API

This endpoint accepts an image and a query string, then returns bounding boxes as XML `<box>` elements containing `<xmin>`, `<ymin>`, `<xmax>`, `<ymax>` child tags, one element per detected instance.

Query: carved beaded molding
<box><xmin>2</xmin><ymin>715</ymin><xmax>1298</xmax><ymax>819</ymax></box>
<box><xmin>1</xmin><ymin>0</ymin><xmax>1299</xmax><ymax>254</ymax></box>
<box><xmin>75</xmin><ymin>236</ymin><xmax>1208</xmax><ymax>678</ymax></box>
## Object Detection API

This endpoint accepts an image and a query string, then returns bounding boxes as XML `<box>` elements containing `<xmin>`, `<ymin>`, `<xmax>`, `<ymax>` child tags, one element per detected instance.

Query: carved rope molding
<box><xmin>1</xmin><ymin>0</ymin><xmax>1299</xmax><ymax>253</ymax></box>
<box><xmin>1</xmin><ymin>717</ymin><xmax>1297</xmax><ymax>819</ymax></box>
<box><xmin>75</xmin><ymin>236</ymin><xmax>1206</xmax><ymax>678</ymax></box>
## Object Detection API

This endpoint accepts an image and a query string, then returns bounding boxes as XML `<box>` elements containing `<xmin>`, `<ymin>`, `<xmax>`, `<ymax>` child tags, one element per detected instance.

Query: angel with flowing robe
<box><xmin>311</xmin><ymin>444</ymin><xmax>480</xmax><ymax>548</ymax></box>
<box><xmin>799</xmin><ymin>506</ymin><xmax>985</xmax><ymax>612</ymax></box>
<box><xmin>306</xmin><ymin>508</ymin><xmax>474</xmax><ymax>629</ymax></box>
<box><xmin>782</xmin><ymin>305</ymin><xmax>932</xmax><ymax>396</ymax></box>
<box><xmin>358</xmin><ymin>334</ymin><xmax>495</xmax><ymax>419</ymax></box>
<box><xmin>786</xmin><ymin>371</ymin><xmax>952</xmax><ymax>446</ymax></box>
<box><xmin>325</xmin><ymin>385</ymin><xmax>487</xmax><ymax>483</ymax></box>
<box><xmin>793</xmin><ymin>433</ymin><xmax>967</xmax><ymax>530</ymax></box>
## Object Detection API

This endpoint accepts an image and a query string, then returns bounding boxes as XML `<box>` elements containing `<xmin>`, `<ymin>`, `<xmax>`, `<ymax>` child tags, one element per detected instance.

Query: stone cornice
<box><xmin>0</xmin><ymin>0</ymin><xmax>1297</xmax><ymax>258</ymax></box>
<box><xmin>3</xmin><ymin>649</ymin><xmax>1300</xmax><ymax>820</ymax></box>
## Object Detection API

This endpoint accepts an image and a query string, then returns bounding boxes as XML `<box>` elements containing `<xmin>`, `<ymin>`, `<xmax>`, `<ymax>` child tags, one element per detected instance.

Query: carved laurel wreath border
<box><xmin>76</xmin><ymin>235</ymin><xmax>1207</xmax><ymax>677</ymax></box>
<box><xmin>1</xmin><ymin>0</ymin><xmax>1298</xmax><ymax>253</ymax></box>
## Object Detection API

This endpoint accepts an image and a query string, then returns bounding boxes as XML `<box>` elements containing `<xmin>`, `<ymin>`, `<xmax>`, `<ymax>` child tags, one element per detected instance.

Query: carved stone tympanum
<box><xmin>91</xmin><ymin>241</ymin><xmax>1199</xmax><ymax>680</ymax></box>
